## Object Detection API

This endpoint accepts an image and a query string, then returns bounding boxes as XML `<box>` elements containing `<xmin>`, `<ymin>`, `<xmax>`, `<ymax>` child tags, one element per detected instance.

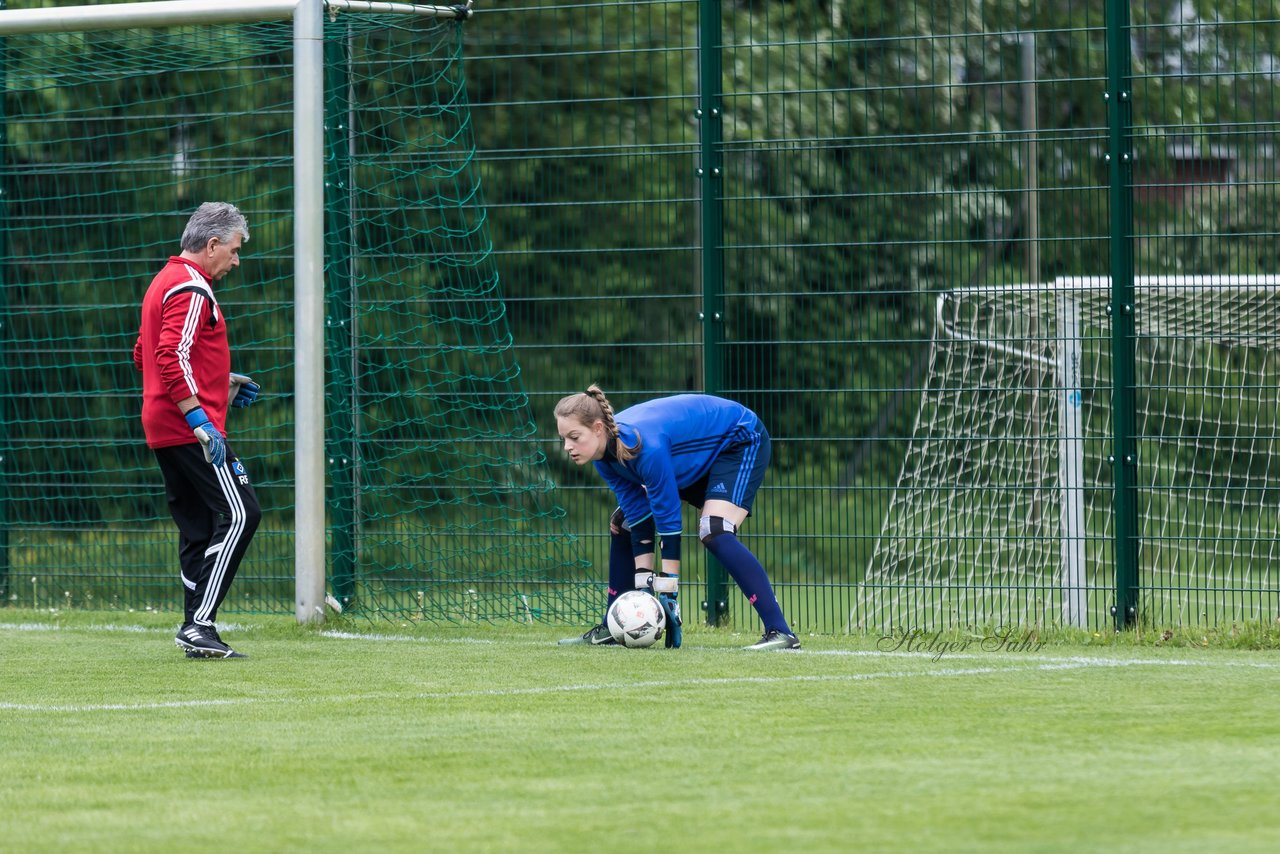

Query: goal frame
<box><xmin>906</xmin><ymin>274</ymin><xmax>1280</xmax><ymax>628</ymax></box>
<box><xmin>0</xmin><ymin>0</ymin><xmax>472</xmax><ymax>623</ymax></box>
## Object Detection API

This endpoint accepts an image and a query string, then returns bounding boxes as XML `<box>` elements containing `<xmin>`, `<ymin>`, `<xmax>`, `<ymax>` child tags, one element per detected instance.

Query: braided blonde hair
<box><xmin>554</xmin><ymin>384</ymin><xmax>642</xmax><ymax>461</ymax></box>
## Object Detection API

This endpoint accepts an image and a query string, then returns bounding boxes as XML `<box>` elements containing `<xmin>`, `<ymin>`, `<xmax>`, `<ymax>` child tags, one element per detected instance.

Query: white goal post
<box><xmin>0</xmin><ymin>0</ymin><xmax>472</xmax><ymax>623</ymax></box>
<box><xmin>865</xmin><ymin>274</ymin><xmax>1280</xmax><ymax>630</ymax></box>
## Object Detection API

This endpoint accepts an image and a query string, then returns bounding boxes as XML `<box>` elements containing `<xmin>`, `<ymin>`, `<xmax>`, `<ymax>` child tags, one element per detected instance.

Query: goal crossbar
<box><xmin>938</xmin><ymin>274</ymin><xmax>1280</xmax><ymax>367</ymax></box>
<box><xmin>945</xmin><ymin>274</ymin><xmax>1280</xmax><ymax>298</ymax></box>
<box><xmin>0</xmin><ymin>0</ymin><xmax>471</xmax><ymax>35</ymax></box>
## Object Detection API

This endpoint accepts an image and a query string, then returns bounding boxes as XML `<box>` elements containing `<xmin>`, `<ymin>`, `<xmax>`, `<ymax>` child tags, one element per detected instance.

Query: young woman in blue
<box><xmin>554</xmin><ymin>385</ymin><xmax>799</xmax><ymax>651</ymax></box>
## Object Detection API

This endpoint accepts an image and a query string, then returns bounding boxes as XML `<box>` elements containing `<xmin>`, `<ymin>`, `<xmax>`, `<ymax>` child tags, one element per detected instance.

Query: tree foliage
<box><xmin>465</xmin><ymin>0</ymin><xmax>1280</xmax><ymax>474</ymax></box>
<box><xmin>2</xmin><ymin>0</ymin><xmax>1278</xmax><ymax>509</ymax></box>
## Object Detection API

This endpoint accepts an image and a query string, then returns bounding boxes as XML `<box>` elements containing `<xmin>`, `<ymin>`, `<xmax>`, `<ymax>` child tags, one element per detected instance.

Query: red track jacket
<box><xmin>133</xmin><ymin>257</ymin><xmax>230</xmax><ymax>449</ymax></box>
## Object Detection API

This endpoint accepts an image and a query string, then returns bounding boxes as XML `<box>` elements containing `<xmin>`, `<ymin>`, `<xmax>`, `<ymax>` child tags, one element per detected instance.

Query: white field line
<box><xmin>0</xmin><ymin>656</ymin><xmax>1257</xmax><ymax>715</ymax></box>
<box><xmin>804</xmin><ymin>648</ymin><xmax>1280</xmax><ymax>669</ymax></box>
<box><xmin>0</xmin><ymin>699</ymin><xmax>252</xmax><ymax>713</ymax></box>
<box><xmin>0</xmin><ymin>622</ymin><xmax>251</xmax><ymax>635</ymax></box>
<box><xmin>6</xmin><ymin>621</ymin><xmax>1280</xmax><ymax>667</ymax></box>
<box><xmin>319</xmin><ymin>630</ymin><xmax>501</xmax><ymax>645</ymax></box>
<box><xmin>318</xmin><ymin>631</ymin><xmax>1280</xmax><ymax>670</ymax></box>
<box><xmin>0</xmin><ymin>624</ymin><xmax>507</xmax><ymax>643</ymax></box>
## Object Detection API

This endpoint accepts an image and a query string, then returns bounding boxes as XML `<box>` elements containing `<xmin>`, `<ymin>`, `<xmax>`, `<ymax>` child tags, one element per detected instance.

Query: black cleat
<box><xmin>745</xmin><ymin>629</ymin><xmax>801</xmax><ymax>651</ymax></box>
<box><xmin>176</xmin><ymin>623</ymin><xmax>246</xmax><ymax>659</ymax></box>
<box><xmin>557</xmin><ymin>624</ymin><xmax>617</xmax><ymax>646</ymax></box>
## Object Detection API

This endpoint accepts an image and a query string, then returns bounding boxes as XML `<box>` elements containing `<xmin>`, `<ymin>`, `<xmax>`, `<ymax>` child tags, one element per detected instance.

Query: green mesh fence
<box><xmin>2</xmin><ymin>17</ymin><xmax>299</xmax><ymax>614</ymax></box>
<box><xmin>4</xmin><ymin>1</ymin><xmax>1280</xmax><ymax>633</ymax></box>
<box><xmin>0</xmin><ymin>5</ymin><xmax>590</xmax><ymax>622</ymax></box>
<box><xmin>466</xmin><ymin>0</ymin><xmax>1280</xmax><ymax>633</ymax></box>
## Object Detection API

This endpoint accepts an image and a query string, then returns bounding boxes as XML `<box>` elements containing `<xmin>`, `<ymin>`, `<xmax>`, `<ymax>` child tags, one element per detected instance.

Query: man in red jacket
<box><xmin>134</xmin><ymin>202</ymin><xmax>263</xmax><ymax>659</ymax></box>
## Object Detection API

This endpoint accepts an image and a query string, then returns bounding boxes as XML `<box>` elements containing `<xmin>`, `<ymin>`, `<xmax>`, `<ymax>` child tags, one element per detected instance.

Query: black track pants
<box><xmin>154</xmin><ymin>443</ymin><xmax>262</xmax><ymax>627</ymax></box>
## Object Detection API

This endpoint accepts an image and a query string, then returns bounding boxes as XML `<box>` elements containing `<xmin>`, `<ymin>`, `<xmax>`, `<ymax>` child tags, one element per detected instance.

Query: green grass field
<box><xmin>3</xmin><ymin>610</ymin><xmax>1279</xmax><ymax>853</ymax></box>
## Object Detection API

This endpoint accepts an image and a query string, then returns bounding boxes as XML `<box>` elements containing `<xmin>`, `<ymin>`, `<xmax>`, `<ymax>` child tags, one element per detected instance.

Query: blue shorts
<box><xmin>678</xmin><ymin>427</ymin><xmax>771</xmax><ymax>514</ymax></box>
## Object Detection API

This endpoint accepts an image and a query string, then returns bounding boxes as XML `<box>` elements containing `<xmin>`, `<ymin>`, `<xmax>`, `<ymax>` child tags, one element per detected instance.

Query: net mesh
<box><xmin>862</xmin><ymin>277</ymin><xmax>1280</xmax><ymax>630</ymax></box>
<box><xmin>0</xmin><ymin>8</ymin><xmax>592</xmax><ymax>622</ymax></box>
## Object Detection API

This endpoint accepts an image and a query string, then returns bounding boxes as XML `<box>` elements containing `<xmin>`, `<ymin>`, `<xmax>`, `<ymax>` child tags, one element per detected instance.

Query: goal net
<box><xmin>861</xmin><ymin>276</ymin><xmax>1280</xmax><ymax>631</ymax></box>
<box><xmin>0</xmin><ymin>2</ymin><xmax>593</xmax><ymax>622</ymax></box>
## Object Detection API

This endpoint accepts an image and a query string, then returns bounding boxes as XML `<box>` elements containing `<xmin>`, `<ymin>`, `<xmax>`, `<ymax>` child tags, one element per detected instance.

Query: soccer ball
<box><xmin>606</xmin><ymin>590</ymin><xmax>667</xmax><ymax>648</ymax></box>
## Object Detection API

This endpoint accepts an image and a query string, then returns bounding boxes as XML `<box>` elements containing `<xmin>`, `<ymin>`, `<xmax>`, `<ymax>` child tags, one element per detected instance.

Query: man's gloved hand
<box><xmin>652</xmin><ymin>574</ymin><xmax>682</xmax><ymax>649</ymax></box>
<box><xmin>184</xmin><ymin>407</ymin><xmax>226</xmax><ymax>467</ymax></box>
<box><xmin>229</xmin><ymin>372</ymin><xmax>260</xmax><ymax>408</ymax></box>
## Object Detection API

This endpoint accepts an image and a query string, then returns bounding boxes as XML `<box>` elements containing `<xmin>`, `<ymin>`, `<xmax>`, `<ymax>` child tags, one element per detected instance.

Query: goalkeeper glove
<box><xmin>652</xmin><ymin>573</ymin><xmax>682</xmax><ymax>649</ymax></box>
<box><xmin>184</xmin><ymin>407</ymin><xmax>226</xmax><ymax>468</ymax></box>
<box><xmin>229</xmin><ymin>372</ymin><xmax>260</xmax><ymax>408</ymax></box>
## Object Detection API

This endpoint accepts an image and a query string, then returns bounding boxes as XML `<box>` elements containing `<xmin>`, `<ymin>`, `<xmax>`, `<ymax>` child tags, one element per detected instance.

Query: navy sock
<box><xmin>604</xmin><ymin>528</ymin><xmax>634</xmax><ymax>622</ymax></box>
<box><xmin>703</xmin><ymin>532</ymin><xmax>792</xmax><ymax>635</ymax></box>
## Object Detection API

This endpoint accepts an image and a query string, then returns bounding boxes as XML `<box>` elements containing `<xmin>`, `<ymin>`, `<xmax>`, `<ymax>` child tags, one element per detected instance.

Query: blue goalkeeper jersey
<box><xmin>593</xmin><ymin>394</ymin><xmax>763</xmax><ymax>554</ymax></box>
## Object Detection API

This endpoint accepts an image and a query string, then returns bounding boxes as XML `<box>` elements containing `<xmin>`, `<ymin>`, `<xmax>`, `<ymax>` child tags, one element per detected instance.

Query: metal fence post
<box><xmin>1105</xmin><ymin>0</ymin><xmax>1139</xmax><ymax>629</ymax></box>
<box><xmin>697</xmin><ymin>0</ymin><xmax>728</xmax><ymax>626</ymax></box>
